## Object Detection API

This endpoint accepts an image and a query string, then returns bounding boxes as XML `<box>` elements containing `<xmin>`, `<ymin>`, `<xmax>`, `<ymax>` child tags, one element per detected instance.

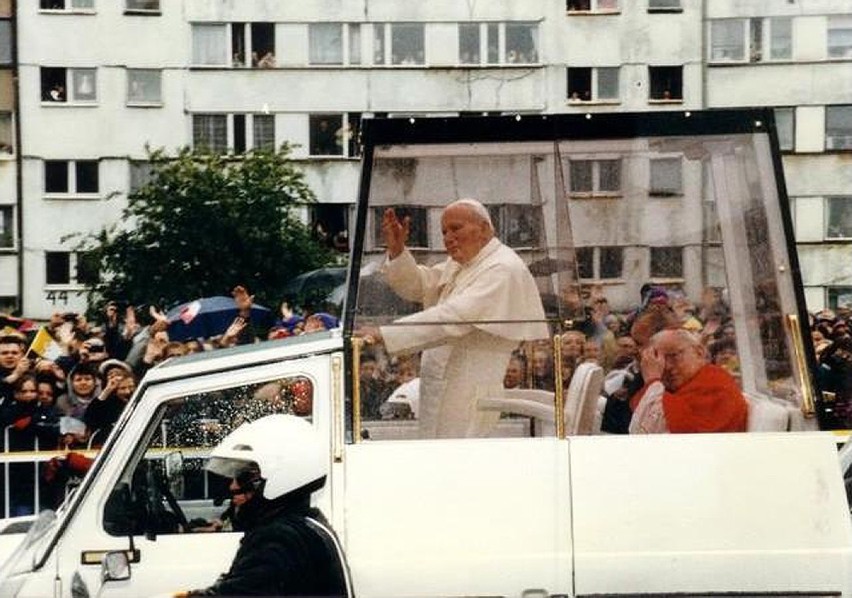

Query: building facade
<box><xmin>0</xmin><ymin>0</ymin><xmax>849</xmax><ymax>318</ymax></box>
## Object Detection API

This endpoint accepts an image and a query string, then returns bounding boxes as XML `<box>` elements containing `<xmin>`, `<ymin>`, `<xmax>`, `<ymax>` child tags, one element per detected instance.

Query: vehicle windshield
<box><xmin>345</xmin><ymin>111</ymin><xmax>827</xmax><ymax>440</ymax></box>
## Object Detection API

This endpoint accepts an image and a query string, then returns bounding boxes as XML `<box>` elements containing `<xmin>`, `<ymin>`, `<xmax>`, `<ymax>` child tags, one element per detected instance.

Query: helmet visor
<box><xmin>206</xmin><ymin>456</ymin><xmax>259</xmax><ymax>481</ymax></box>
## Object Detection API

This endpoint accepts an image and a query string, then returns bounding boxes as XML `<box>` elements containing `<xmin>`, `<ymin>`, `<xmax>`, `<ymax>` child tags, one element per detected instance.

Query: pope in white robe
<box><xmin>372</xmin><ymin>199</ymin><xmax>549</xmax><ymax>438</ymax></box>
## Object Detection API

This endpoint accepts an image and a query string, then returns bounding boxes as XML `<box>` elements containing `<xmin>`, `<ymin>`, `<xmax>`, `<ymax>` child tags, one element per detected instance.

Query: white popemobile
<box><xmin>1</xmin><ymin>110</ymin><xmax>851</xmax><ymax>597</ymax></box>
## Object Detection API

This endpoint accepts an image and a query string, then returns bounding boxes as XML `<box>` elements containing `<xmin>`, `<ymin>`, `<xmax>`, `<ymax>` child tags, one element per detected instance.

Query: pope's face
<box><xmin>441</xmin><ymin>205</ymin><xmax>490</xmax><ymax>265</ymax></box>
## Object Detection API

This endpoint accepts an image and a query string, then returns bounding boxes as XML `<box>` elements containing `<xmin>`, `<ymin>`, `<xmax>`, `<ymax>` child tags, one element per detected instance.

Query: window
<box><xmin>309</xmin><ymin>23</ymin><xmax>361</xmax><ymax>66</ymax></box>
<box><xmin>253</xmin><ymin>114</ymin><xmax>275</xmax><ymax>151</ymax></box>
<box><xmin>649</xmin><ymin>157</ymin><xmax>682</xmax><ymax>196</ymax></box>
<box><xmin>229</xmin><ymin>22</ymin><xmax>276</xmax><ymax>68</ymax></box>
<box><xmin>576</xmin><ymin>247</ymin><xmax>623</xmax><ymax>279</ymax></box>
<box><xmin>103</xmin><ymin>375</ymin><xmax>313</xmax><ymax>537</ymax></box>
<box><xmin>192</xmin><ymin>24</ymin><xmax>227</xmax><ymax>66</ymax></box>
<box><xmin>710</xmin><ymin>18</ymin><xmax>792</xmax><ymax>62</ymax></box>
<box><xmin>567</xmin><ymin>67</ymin><xmax>619</xmax><ymax>102</ymax></box>
<box><xmin>374</xmin><ymin>206</ymin><xmax>428</xmax><ymax>249</ymax></box>
<box><xmin>648</xmin><ymin>65</ymin><xmax>682</xmax><ymax>101</ymax></box>
<box><xmin>126</xmin><ymin>0</ymin><xmax>160</xmax><ymax>12</ymax></box>
<box><xmin>310</xmin><ymin>113</ymin><xmax>361</xmax><ymax>157</ymax></box>
<box><xmin>0</xmin><ymin>205</ymin><xmax>12</xmax><ymax>249</ymax></box>
<box><xmin>374</xmin><ymin>23</ymin><xmax>425</xmax><ymax>65</ymax></box>
<box><xmin>311</xmin><ymin>204</ymin><xmax>350</xmax><ymax>253</ymax></box>
<box><xmin>826</xmin><ymin>196</ymin><xmax>852</xmax><ymax>239</ymax></box>
<box><xmin>40</xmin><ymin>0</ymin><xmax>94</xmax><ymax>11</ymax></box>
<box><xmin>650</xmin><ymin>246</ymin><xmax>683</xmax><ymax>279</ymax></box>
<box><xmin>567</xmin><ymin>0</ymin><xmax>619</xmax><ymax>12</ymax></box>
<box><xmin>826</xmin><ymin>105</ymin><xmax>852</xmax><ymax>151</ymax></box>
<box><xmin>45</xmin><ymin>251</ymin><xmax>98</xmax><ymax>285</ymax></box>
<box><xmin>505</xmin><ymin>23</ymin><xmax>538</xmax><ymax>64</ymax></box>
<box><xmin>488</xmin><ymin>204</ymin><xmax>541</xmax><ymax>248</ymax></box>
<box><xmin>458</xmin><ymin>23</ymin><xmax>539</xmax><ymax>65</ymax></box>
<box><xmin>828</xmin><ymin>16</ymin><xmax>852</xmax><ymax>59</ymax></box>
<box><xmin>569</xmin><ymin>159</ymin><xmax>622</xmax><ymax>196</ymax></box>
<box><xmin>775</xmin><ymin>107</ymin><xmax>795</xmax><ymax>152</ymax></box>
<box><xmin>0</xmin><ymin>113</ymin><xmax>12</xmax><ymax>154</ymax></box>
<box><xmin>129</xmin><ymin>160</ymin><xmax>155</xmax><ymax>193</ymax></box>
<box><xmin>127</xmin><ymin>69</ymin><xmax>162</xmax><ymax>105</ymax></box>
<box><xmin>193</xmin><ymin>114</ymin><xmax>227</xmax><ymax>153</ymax></box>
<box><xmin>648</xmin><ymin>0</ymin><xmax>681</xmax><ymax>12</ymax></box>
<box><xmin>44</xmin><ymin>160</ymin><xmax>99</xmax><ymax>196</ymax></box>
<box><xmin>828</xmin><ymin>287</ymin><xmax>852</xmax><ymax>309</ymax></box>
<box><xmin>0</xmin><ymin>21</ymin><xmax>11</xmax><ymax>65</ymax></box>
<box><xmin>40</xmin><ymin>67</ymin><xmax>97</xmax><ymax>103</ymax></box>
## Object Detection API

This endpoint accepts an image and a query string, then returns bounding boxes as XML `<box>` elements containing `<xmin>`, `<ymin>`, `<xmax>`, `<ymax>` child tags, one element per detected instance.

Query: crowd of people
<box><xmin>0</xmin><ymin>285</ymin><xmax>339</xmax><ymax>515</ymax></box>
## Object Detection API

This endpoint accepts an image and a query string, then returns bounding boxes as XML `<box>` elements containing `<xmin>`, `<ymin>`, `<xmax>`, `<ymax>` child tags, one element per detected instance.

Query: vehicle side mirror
<box><xmin>101</xmin><ymin>550</ymin><xmax>131</xmax><ymax>582</ymax></box>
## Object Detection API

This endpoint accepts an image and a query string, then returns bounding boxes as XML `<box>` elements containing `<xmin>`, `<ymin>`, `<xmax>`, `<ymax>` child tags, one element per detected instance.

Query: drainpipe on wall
<box><xmin>11</xmin><ymin>0</ymin><xmax>22</xmax><ymax>314</ymax></box>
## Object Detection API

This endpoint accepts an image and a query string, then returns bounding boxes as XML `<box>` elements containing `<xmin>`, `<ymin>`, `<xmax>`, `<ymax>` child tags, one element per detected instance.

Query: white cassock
<box><xmin>380</xmin><ymin>237</ymin><xmax>549</xmax><ymax>438</ymax></box>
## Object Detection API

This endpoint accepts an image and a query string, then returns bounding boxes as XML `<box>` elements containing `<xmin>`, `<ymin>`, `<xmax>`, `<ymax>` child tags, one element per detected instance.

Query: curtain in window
<box><xmin>192</xmin><ymin>24</ymin><xmax>227</xmax><ymax>65</ymax></box>
<box><xmin>711</xmin><ymin>20</ymin><xmax>745</xmax><ymax>60</ymax></box>
<box><xmin>253</xmin><ymin>115</ymin><xmax>275</xmax><ymax>150</ymax></box>
<box><xmin>193</xmin><ymin>115</ymin><xmax>227</xmax><ymax>153</ymax></box>
<box><xmin>310</xmin><ymin>24</ymin><xmax>342</xmax><ymax>64</ymax></box>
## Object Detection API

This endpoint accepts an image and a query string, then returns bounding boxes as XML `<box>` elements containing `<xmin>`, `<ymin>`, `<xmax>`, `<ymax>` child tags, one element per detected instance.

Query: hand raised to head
<box><xmin>381</xmin><ymin>208</ymin><xmax>410</xmax><ymax>260</ymax></box>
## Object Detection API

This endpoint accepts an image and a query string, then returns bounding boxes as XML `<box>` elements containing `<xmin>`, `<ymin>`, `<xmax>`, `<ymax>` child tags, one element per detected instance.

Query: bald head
<box><xmin>441</xmin><ymin>198</ymin><xmax>495</xmax><ymax>264</ymax></box>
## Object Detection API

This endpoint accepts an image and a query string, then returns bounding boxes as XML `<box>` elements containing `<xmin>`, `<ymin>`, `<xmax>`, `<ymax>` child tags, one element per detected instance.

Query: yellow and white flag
<box><xmin>28</xmin><ymin>327</ymin><xmax>65</xmax><ymax>360</ymax></box>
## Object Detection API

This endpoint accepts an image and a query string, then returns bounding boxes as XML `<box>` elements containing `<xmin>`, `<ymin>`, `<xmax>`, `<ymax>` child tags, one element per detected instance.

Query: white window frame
<box><xmin>126</xmin><ymin>69</ymin><xmax>162</xmax><ymax>106</ymax></box>
<box><xmin>828</xmin><ymin>16</ymin><xmax>852</xmax><ymax>59</ymax></box>
<box><xmin>567</xmin><ymin>66</ymin><xmax>619</xmax><ymax>103</ymax></box>
<box><xmin>825</xmin><ymin>105</ymin><xmax>852</xmax><ymax>151</ymax></box>
<box><xmin>0</xmin><ymin>205</ymin><xmax>13</xmax><ymax>250</ymax></box>
<box><xmin>43</xmin><ymin>159</ymin><xmax>100</xmax><ymax>199</ymax></box>
<box><xmin>649</xmin><ymin>157</ymin><xmax>683</xmax><ymax>197</ymax></box>
<box><xmin>568</xmin><ymin>158</ymin><xmax>622</xmax><ymax>198</ymax></box>
<box><xmin>373</xmin><ymin>23</ymin><xmax>426</xmax><ymax>66</ymax></box>
<box><xmin>825</xmin><ymin>196</ymin><xmax>852</xmax><ymax>240</ymax></box>
<box><xmin>192</xmin><ymin>113</ymin><xmax>277</xmax><ymax>154</ymax></box>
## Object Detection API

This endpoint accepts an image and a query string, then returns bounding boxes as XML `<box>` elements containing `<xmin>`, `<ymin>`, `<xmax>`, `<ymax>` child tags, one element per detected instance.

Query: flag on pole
<box><xmin>28</xmin><ymin>327</ymin><xmax>64</xmax><ymax>360</ymax></box>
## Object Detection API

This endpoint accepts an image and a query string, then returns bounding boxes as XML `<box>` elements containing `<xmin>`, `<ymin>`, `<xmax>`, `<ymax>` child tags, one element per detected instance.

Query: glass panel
<box><xmin>486</xmin><ymin>24</ymin><xmax>499</xmax><ymax>64</ymax></box>
<box><xmin>373</xmin><ymin>23</ymin><xmax>385</xmax><ymax>65</ymax></box>
<box><xmin>826</xmin><ymin>197</ymin><xmax>852</xmax><ymax>239</ymax></box>
<box><xmin>310</xmin><ymin>23</ymin><xmax>342</xmax><ymax>65</ymax></box>
<box><xmin>103</xmin><ymin>375</ymin><xmax>314</xmax><ymax>536</ymax></box>
<box><xmin>45</xmin><ymin>251</ymin><xmax>70</xmax><ymax>285</ymax></box>
<box><xmin>349</xmin><ymin>23</ymin><xmax>361</xmax><ymax>65</ymax></box>
<box><xmin>769</xmin><ymin>17</ymin><xmax>792</xmax><ymax>60</ymax></box>
<box><xmin>71</xmin><ymin>0</ymin><xmax>93</xmax><ymax>8</ymax></box>
<box><xmin>650</xmin><ymin>157</ymin><xmax>682</xmax><ymax>196</ymax></box>
<box><xmin>45</xmin><ymin>160</ymin><xmax>68</xmax><ymax>193</ymax></box>
<box><xmin>129</xmin><ymin>160</ymin><xmax>154</xmax><ymax>193</ymax></box>
<box><xmin>192</xmin><ymin>114</ymin><xmax>227</xmax><ymax>154</ymax></box>
<box><xmin>505</xmin><ymin>23</ymin><xmax>537</xmax><ymax>64</ymax></box>
<box><xmin>391</xmin><ymin>24</ymin><xmax>424</xmax><ymax>65</ymax></box>
<box><xmin>192</xmin><ymin>24</ymin><xmax>227</xmax><ymax>66</ymax></box>
<box><xmin>596</xmin><ymin>67</ymin><xmax>619</xmax><ymax>100</ymax></box>
<box><xmin>75</xmin><ymin>160</ymin><xmax>98</xmax><ymax>193</ymax></box>
<box><xmin>826</xmin><ymin>105</ymin><xmax>852</xmax><ymax>150</ymax></box>
<box><xmin>309</xmin><ymin>114</ymin><xmax>344</xmax><ymax>156</ymax></box>
<box><xmin>774</xmin><ymin>108</ymin><xmax>794</xmax><ymax>151</ymax></box>
<box><xmin>0</xmin><ymin>205</ymin><xmax>12</xmax><ymax>248</ymax></box>
<box><xmin>350</xmin><ymin>114</ymin><xmax>823</xmax><ymax>437</ymax></box>
<box><xmin>649</xmin><ymin>0</ymin><xmax>681</xmax><ymax>8</ymax></box>
<box><xmin>828</xmin><ymin>287</ymin><xmax>852</xmax><ymax>310</ymax></box>
<box><xmin>459</xmin><ymin>23</ymin><xmax>480</xmax><ymax>64</ymax></box>
<box><xmin>0</xmin><ymin>112</ymin><xmax>12</xmax><ymax>154</ymax></box>
<box><xmin>127</xmin><ymin>69</ymin><xmax>161</xmax><ymax>104</ymax></box>
<box><xmin>253</xmin><ymin>114</ymin><xmax>275</xmax><ymax>151</ymax></box>
<box><xmin>71</xmin><ymin>69</ymin><xmax>96</xmax><ymax>102</ymax></box>
<box><xmin>0</xmin><ymin>21</ymin><xmax>10</xmax><ymax>65</ymax></box>
<box><xmin>828</xmin><ymin>17</ymin><xmax>852</xmax><ymax>58</ymax></box>
<box><xmin>126</xmin><ymin>0</ymin><xmax>160</xmax><ymax>10</ymax></box>
<box><xmin>711</xmin><ymin>20</ymin><xmax>745</xmax><ymax>61</ymax></box>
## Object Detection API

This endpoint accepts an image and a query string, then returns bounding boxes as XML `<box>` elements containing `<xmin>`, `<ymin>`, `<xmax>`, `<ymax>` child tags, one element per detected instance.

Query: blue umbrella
<box><xmin>166</xmin><ymin>296</ymin><xmax>271</xmax><ymax>342</ymax></box>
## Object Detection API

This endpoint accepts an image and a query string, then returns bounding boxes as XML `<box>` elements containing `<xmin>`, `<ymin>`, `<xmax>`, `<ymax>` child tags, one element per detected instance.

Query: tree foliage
<box><xmin>78</xmin><ymin>145</ymin><xmax>336</xmax><ymax>311</ymax></box>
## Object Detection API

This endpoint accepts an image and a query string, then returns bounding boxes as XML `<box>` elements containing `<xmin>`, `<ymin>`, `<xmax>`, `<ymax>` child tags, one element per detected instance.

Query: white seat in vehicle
<box><xmin>744</xmin><ymin>393</ymin><xmax>789</xmax><ymax>432</ymax></box>
<box><xmin>478</xmin><ymin>363</ymin><xmax>605</xmax><ymax>436</ymax></box>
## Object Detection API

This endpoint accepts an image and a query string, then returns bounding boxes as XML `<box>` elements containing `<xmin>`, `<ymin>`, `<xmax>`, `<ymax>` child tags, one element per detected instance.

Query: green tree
<box><xmin>77</xmin><ymin>144</ymin><xmax>336</xmax><ymax>311</ymax></box>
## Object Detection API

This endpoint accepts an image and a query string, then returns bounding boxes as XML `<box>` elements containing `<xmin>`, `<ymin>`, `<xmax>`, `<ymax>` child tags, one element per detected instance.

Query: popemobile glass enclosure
<box><xmin>343</xmin><ymin>109</ymin><xmax>834</xmax><ymax>440</ymax></box>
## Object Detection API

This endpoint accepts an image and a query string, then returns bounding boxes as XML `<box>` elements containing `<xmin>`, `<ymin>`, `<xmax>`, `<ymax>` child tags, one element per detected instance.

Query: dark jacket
<box><xmin>191</xmin><ymin>490</ymin><xmax>350</xmax><ymax>597</ymax></box>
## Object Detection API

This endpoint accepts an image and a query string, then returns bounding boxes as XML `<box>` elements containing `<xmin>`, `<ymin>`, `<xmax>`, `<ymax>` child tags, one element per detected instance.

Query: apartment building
<box><xmin>0</xmin><ymin>0</ymin><xmax>849</xmax><ymax>318</ymax></box>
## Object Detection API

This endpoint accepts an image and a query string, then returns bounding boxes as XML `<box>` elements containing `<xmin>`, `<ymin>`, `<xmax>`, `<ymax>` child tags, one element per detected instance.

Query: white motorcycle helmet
<box><xmin>206</xmin><ymin>414</ymin><xmax>326</xmax><ymax>500</ymax></box>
